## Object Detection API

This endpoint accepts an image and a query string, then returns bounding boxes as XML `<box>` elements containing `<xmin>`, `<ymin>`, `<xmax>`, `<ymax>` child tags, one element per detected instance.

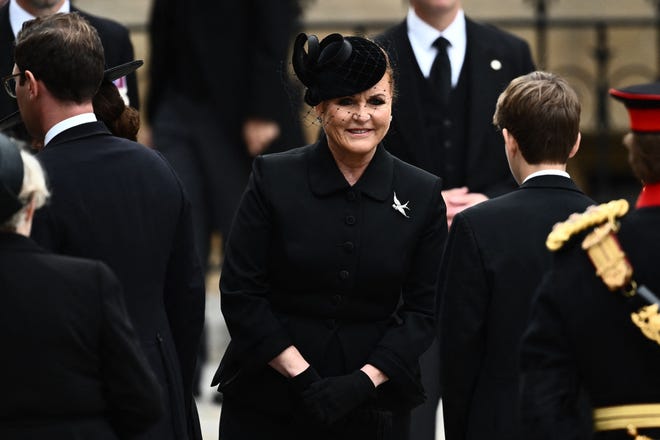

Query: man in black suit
<box><xmin>376</xmin><ymin>2</ymin><xmax>535</xmax><ymax>436</ymax></box>
<box><xmin>439</xmin><ymin>71</ymin><xmax>594</xmax><ymax>440</ymax></box>
<box><xmin>0</xmin><ymin>0</ymin><xmax>138</xmax><ymax>133</ymax></box>
<box><xmin>376</xmin><ymin>0</ymin><xmax>535</xmax><ymax>224</ymax></box>
<box><xmin>0</xmin><ymin>135</ymin><xmax>162</xmax><ymax>439</ymax></box>
<box><xmin>8</xmin><ymin>13</ymin><xmax>205</xmax><ymax>440</ymax></box>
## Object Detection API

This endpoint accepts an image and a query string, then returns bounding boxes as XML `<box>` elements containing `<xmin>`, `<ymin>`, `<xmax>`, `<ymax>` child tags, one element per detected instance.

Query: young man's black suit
<box><xmin>31</xmin><ymin>122</ymin><xmax>205</xmax><ymax>440</ymax></box>
<box><xmin>439</xmin><ymin>175</ymin><xmax>594</xmax><ymax>440</ymax></box>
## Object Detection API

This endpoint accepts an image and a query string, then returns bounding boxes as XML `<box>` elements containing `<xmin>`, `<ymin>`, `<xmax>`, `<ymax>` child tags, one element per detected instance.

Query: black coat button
<box><xmin>339</xmin><ymin>270</ymin><xmax>349</xmax><ymax>280</ymax></box>
<box><xmin>345</xmin><ymin>215</ymin><xmax>356</xmax><ymax>225</ymax></box>
<box><xmin>343</xmin><ymin>241</ymin><xmax>354</xmax><ymax>253</ymax></box>
<box><xmin>332</xmin><ymin>294</ymin><xmax>342</xmax><ymax>305</ymax></box>
<box><xmin>325</xmin><ymin>319</ymin><xmax>336</xmax><ymax>329</ymax></box>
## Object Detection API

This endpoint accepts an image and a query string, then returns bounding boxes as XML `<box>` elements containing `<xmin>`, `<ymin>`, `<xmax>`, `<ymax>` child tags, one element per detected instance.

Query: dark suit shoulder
<box><xmin>457</xmin><ymin>179</ymin><xmax>592</xmax><ymax>236</ymax></box>
<box><xmin>466</xmin><ymin>16</ymin><xmax>530</xmax><ymax>48</ymax></box>
<box><xmin>374</xmin><ymin>20</ymin><xmax>406</xmax><ymax>44</ymax></box>
<box><xmin>75</xmin><ymin>8</ymin><xmax>130</xmax><ymax>39</ymax></box>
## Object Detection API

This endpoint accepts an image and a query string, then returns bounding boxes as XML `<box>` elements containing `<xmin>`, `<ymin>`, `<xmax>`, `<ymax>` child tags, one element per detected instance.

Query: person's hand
<box><xmin>243</xmin><ymin>119</ymin><xmax>280</xmax><ymax>157</ymax></box>
<box><xmin>301</xmin><ymin>370</ymin><xmax>376</xmax><ymax>425</ymax></box>
<box><xmin>442</xmin><ymin>187</ymin><xmax>488</xmax><ymax>228</ymax></box>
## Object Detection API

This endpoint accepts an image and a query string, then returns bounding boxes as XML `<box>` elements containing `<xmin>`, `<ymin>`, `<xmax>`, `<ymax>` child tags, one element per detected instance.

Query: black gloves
<box><xmin>289</xmin><ymin>366</ymin><xmax>322</xmax><ymax>394</ymax></box>
<box><xmin>301</xmin><ymin>369</ymin><xmax>376</xmax><ymax>425</ymax></box>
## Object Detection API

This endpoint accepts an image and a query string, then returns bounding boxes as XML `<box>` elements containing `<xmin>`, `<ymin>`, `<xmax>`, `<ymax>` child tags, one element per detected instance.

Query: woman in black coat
<box><xmin>0</xmin><ymin>135</ymin><xmax>162</xmax><ymax>439</ymax></box>
<box><xmin>212</xmin><ymin>33</ymin><xmax>448</xmax><ymax>440</ymax></box>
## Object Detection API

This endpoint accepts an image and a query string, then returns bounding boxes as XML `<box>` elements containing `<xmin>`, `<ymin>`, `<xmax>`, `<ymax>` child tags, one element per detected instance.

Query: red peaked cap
<box><xmin>609</xmin><ymin>82</ymin><xmax>660</xmax><ymax>133</ymax></box>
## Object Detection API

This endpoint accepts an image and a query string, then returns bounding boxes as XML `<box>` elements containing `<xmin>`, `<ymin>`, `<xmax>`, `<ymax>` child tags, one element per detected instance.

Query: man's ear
<box><xmin>568</xmin><ymin>132</ymin><xmax>581</xmax><ymax>159</ymax></box>
<box><xmin>23</xmin><ymin>70</ymin><xmax>39</xmax><ymax>98</ymax></box>
<box><xmin>502</xmin><ymin>128</ymin><xmax>518</xmax><ymax>158</ymax></box>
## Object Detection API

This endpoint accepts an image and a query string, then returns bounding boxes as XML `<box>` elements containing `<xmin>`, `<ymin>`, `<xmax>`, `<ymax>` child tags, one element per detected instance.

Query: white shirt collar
<box><xmin>406</xmin><ymin>7</ymin><xmax>466</xmax><ymax>85</ymax></box>
<box><xmin>9</xmin><ymin>0</ymin><xmax>70</xmax><ymax>39</ymax></box>
<box><xmin>44</xmin><ymin>113</ymin><xmax>96</xmax><ymax>146</ymax></box>
<box><xmin>522</xmin><ymin>169</ymin><xmax>570</xmax><ymax>184</ymax></box>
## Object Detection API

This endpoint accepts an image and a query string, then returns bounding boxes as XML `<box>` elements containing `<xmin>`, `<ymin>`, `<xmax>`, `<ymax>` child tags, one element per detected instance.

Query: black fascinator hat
<box><xmin>0</xmin><ymin>133</ymin><xmax>24</xmax><ymax>222</ymax></box>
<box><xmin>292</xmin><ymin>33</ymin><xmax>388</xmax><ymax>106</ymax></box>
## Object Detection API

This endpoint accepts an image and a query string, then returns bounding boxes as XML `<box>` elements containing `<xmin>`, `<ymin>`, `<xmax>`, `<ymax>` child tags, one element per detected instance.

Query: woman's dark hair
<box><xmin>93</xmin><ymin>81</ymin><xmax>140</xmax><ymax>141</ymax></box>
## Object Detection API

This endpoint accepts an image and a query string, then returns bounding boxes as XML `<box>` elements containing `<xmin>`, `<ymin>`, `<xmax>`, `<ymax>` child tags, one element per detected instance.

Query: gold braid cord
<box><xmin>544</xmin><ymin>200</ymin><xmax>660</xmax><ymax>346</ymax></box>
<box><xmin>546</xmin><ymin>199</ymin><xmax>629</xmax><ymax>251</ymax></box>
<box><xmin>628</xmin><ymin>424</ymin><xmax>655</xmax><ymax>440</ymax></box>
<box><xmin>631</xmin><ymin>304</ymin><xmax>660</xmax><ymax>346</ymax></box>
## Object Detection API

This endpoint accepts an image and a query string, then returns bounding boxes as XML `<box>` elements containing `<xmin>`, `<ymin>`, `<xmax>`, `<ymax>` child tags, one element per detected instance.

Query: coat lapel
<box><xmin>464</xmin><ymin>18</ymin><xmax>498</xmax><ymax>178</ymax></box>
<box><xmin>385</xmin><ymin>21</ymin><xmax>432</xmax><ymax>168</ymax></box>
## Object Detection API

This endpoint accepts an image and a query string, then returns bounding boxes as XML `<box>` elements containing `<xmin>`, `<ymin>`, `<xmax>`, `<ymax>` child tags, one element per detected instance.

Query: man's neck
<box><xmin>14</xmin><ymin>0</ymin><xmax>66</xmax><ymax>17</ymax></box>
<box><xmin>411</xmin><ymin>1</ymin><xmax>462</xmax><ymax>31</ymax></box>
<box><xmin>41</xmin><ymin>101</ymin><xmax>96</xmax><ymax>144</ymax></box>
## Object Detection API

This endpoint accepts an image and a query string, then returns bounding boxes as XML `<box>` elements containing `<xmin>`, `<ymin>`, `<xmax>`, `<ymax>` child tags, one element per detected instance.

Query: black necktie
<box><xmin>429</xmin><ymin>36</ymin><xmax>451</xmax><ymax>104</ymax></box>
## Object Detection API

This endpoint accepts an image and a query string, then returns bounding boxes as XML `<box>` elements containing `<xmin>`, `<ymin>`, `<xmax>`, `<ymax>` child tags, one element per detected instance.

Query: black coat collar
<box><xmin>307</xmin><ymin>137</ymin><xmax>394</xmax><ymax>201</ymax></box>
<box><xmin>0</xmin><ymin>231</ymin><xmax>44</xmax><ymax>253</ymax></box>
<box><xmin>519</xmin><ymin>174</ymin><xmax>582</xmax><ymax>193</ymax></box>
<box><xmin>45</xmin><ymin>121</ymin><xmax>111</xmax><ymax>148</ymax></box>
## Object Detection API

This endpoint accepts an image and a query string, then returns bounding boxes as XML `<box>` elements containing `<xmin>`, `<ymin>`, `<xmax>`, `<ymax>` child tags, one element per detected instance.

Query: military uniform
<box><xmin>521</xmin><ymin>83</ymin><xmax>660</xmax><ymax>440</ymax></box>
<box><xmin>521</xmin><ymin>199</ymin><xmax>660</xmax><ymax>440</ymax></box>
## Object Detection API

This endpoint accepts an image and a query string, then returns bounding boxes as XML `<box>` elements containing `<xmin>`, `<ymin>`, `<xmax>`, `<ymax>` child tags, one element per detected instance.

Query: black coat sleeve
<box><xmin>439</xmin><ymin>211</ymin><xmax>490</xmax><ymax>440</ymax></box>
<box><xmin>219</xmin><ymin>156</ymin><xmax>294</xmax><ymax>367</ymax></box>
<box><xmin>98</xmin><ymin>261</ymin><xmax>163</xmax><ymax>435</ymax></box>
<box><xmin>162</xmin><ymin>170</ymin><xmax>206</xmax><ymax>414</ymax></box>
<box><xmin>520</xmin><ymin>264</ymin><xmax>586</xmax><ymax>440</ymax></box>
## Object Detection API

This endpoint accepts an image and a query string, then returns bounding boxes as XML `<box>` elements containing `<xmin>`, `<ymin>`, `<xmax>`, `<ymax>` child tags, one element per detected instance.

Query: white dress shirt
<box><xmin>406</xmin><ymin>7</ymin><xmax>467</xmax><ymax>87</ymax></box>
<box><xmin>523</xmin><ymin>169</ymin><xmax>571</xmax><ymax>184</ymax></box>
<box><xmin>44</xmin><ymin>113</ymin><xmax>96</xmax><ymax>146</ymax></box>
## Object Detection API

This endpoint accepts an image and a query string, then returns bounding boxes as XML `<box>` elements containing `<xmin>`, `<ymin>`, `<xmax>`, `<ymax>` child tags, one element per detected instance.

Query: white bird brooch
<box><xmin>392</xmin><ymin>191</ymin><xmax>410</xmax><ymax>218</ymax></box>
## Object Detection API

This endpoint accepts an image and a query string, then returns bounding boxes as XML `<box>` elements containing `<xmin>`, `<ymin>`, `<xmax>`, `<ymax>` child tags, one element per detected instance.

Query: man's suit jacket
<box><xmin>376</xmin><ymin>18</ymin><xmax>535</xmax><ymax>196</ymax></box>
<box><xmin>0</xmin><ymin>3</ymin><xmax>138</xmax><ymax>120</ymax></box>
<box><xmin>439</xmin><ymin>175</ymin><xmax>594</xmax><ymax>440</ymax></box>
<box><xmin>0</xmin><ymin>232</ymin><xmax>161</xmax><ymax>439</ymax></box>
<box><xmin>31</xmin><ymin>122</ymin><xmax>205</xmax><ymax>440</ymax></box>
<box><xmin>521</xmin><ymin>205</ymin><xmax>660</xmax><ymax>440</ymax></box>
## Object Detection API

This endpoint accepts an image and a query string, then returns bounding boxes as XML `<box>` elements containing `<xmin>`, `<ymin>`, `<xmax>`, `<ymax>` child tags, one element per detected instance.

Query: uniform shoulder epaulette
<box><xmin>545</xmin><ymin>199</ymin><xmax>630</xmax><ymax>252</ymax></box>
<box><xmin>547</xmin><ymin>199</ymin><xmax>660</xmax><ymax>345</ymax></box>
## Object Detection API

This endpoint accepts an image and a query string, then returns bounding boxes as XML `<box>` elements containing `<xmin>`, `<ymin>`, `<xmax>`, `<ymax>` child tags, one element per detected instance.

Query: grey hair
<box><xmin>1</xmin><ymin>151</ymin><xmax>50</xmax><ymax>230</ymax></box>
